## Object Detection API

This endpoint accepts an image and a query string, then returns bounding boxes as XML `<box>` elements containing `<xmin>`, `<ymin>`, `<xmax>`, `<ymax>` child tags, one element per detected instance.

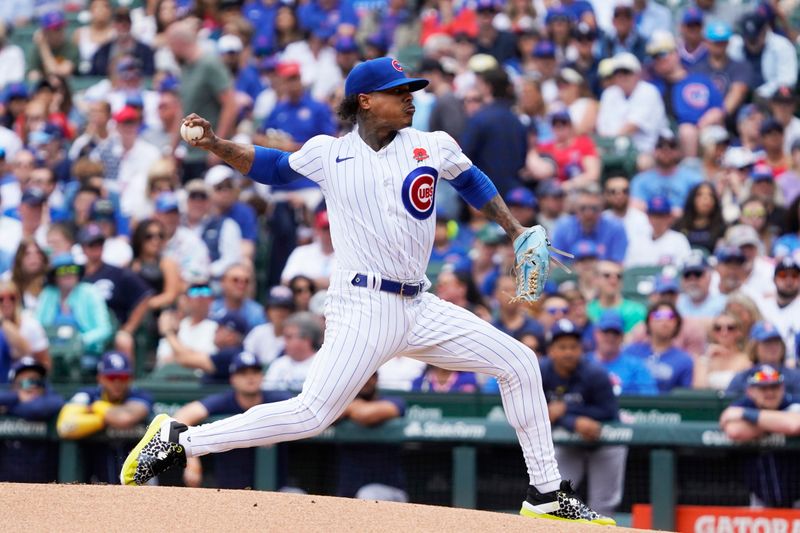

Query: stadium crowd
<box><xmin>1</xmin><ymin>0</ymin><xmax>800</xmax><ymax>511</ymax></box>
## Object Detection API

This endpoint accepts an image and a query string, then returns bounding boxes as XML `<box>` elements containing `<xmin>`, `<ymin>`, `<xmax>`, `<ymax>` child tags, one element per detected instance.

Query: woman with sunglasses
<box><xmin>673</xmin><ymin>182</ymin><xmax>727</xmax><ymax>255</ymax></box>
<box><xmin>10</xmin><ymin>238</ymin><xmax>49</xmax><ymax>310</ymax></box>
<box><xmin>693</xmin><ymin>312</ymin><xmax>752</xmax><ymax>391</ymax></box>
<box><xmin>130</xmin><ymin>218</ymin><xmax>182</xmax><ymax>312</ymax></box>
<box><xmin>288</xmin><ymin>275</ymin><xmax>316</xmax><ymax>313</ymax></box>
<box><xmin>622</xmin><ymin>302</ymin><xmax>694</xmax><ymax>393</ymax></box>
<box><xmin>726</xmin><ymin>322</ymin><xmax>800</xmax><ymax>398</ymax></box>
<box><xmin>0</xmin><ymin>280</ymin><xmax>50</xmax><ymax>370</ymax></box>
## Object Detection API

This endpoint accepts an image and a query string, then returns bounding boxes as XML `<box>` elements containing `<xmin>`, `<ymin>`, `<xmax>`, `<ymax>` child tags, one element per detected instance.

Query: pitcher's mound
<box><xmin>0</xmin><ymin>483</ymin><xmax>652</xmax><ymax>532</ymax></box>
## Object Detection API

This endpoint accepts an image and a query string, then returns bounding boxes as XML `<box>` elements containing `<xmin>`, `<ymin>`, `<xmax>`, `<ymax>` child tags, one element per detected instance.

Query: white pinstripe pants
<box><xmin>181</xmin><ymin>271</ymin><xmax>561</xmax><ymax>490</ymax></box>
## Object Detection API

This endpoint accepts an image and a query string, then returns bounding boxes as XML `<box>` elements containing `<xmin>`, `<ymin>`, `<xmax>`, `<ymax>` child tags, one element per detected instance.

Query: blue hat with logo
<box><xmin>715</xmin><ymin>244</ymin><xmax>745</xmax><ymax>263</ymax></box>
<box><xmin>596</xmin><ymin>310</ymin><xmax>624</xmax><ymax>333</ymax></box>
<box><xmin>89</xmin><ymin>199</ymin><xmax>116</xmax><ymax>221</ymax></box>
<box><xmin>98</xmin><ymin>351</ymin><xmax>132</xmax><ymax>376</ymax></box>
<box><xmin>21</xmin><ymin>188</ymin><xmax>47</xmax><ymax>206</ymax></box>
<box><xmin>334</xmin><ymin>36</ymin><xmax>359</xmax><ymax>53</ymax></box>
<box><xmin>155</xmin><ymin>192</ymin><xmax>179</xmax><ymax>213</ymax></box>
<box><xmin>704</xmin><ymin>21</ymin><xmax>732</xmax><ymax>41</ymax></box>
<box><xmin>545</xmin><ymin>6</ymin><xmax>573</xmax><ymax>24</ymax></box>
<box><xmin>215</xmin><ymin>310</ymin><xmax>249</xmax><ymax>336</ymax></box>
<box><xmin>229</xmin><ymin>351</ymin><xmax>263</xmax><ymax>374</ymax></box>
<box><xmin>682</xmin><ymin>252</ymin><xmax>709</xmax><ymax>274</ymax></box>
<box><xmin>647</xmin><ymin>195</ymin><xmax>672</xmax><ymax>215</ymax></box>
<box><xmin>533</xmin><ymin>40</ymin><xmax>556</xmax><ymax>58</ymax></box>
<box><xmin>573</xmin><ymin>239</ymin><xmax>598</xmax><ymax>261</ymax></box>
<box><xmin>759</xmin><ymin>118</ymin><xmax>784</xmax><ymax>136</ymax></box>
<box><xmin>747</xmin><ymin>364</ymin><xmax>784</xmax><ymax>387</ymax></box>
<box><xmin>9</xmin><ymin>356</ymin><xmax>47</xmax><ymax>381</ymax></box>
<box><xmin>40</xmin><ymin>11</ymin><xmax>66</xmax><ymax>29</ymax></box>
<box><xmin>78</xmin><ymin>223</ymin><xmax>106</xmax><ymax>245</ymax></box>
<box><xmin>750</xmin><ymin>163</ymin><xmax>774</xmax><ymax>182</ymax></box>
<box><xmin>504</xmin><ymin>187</ymin><xmax>537</xmax><ymax>209</ymax></box>
<box><xmin>682</xmin><ymin>6</ymin><xmax>704</xmax><ymax>25</ymax></box>
<box><xmin>654</xmin><ymin>274</ymin><xmax>679</xmax><ymax>294</ymax></box>
<box><xmin>344</xmin><ymin>57</ymin><xmax>429</xmax><ymax>97</ymax></box>
<box><xmin>266</xmin><ymin>285</ymin><xmax>295</xmax><ymax>308</ymax></box>
<box><xmin>548</xmin><ymin>318</ymin><xmax>582</xmax><ymax>343</ymax></box>
<box><xmin>750</xmin><ymin>321</ymin><xmax>782</xmax><ymax>342</ymax></box>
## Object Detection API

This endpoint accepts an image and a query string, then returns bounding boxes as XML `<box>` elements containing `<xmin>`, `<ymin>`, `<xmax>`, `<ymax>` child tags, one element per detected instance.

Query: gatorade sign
<box><xmin>633</xmin><ymin>504</ymin><xmax>800</xmax><ymax>532</ymax></box>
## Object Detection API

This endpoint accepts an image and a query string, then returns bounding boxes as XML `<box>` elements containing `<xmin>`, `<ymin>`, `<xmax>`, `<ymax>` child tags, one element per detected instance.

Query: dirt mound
<box><xmin>0</xmin><ymin>483</ymin><xmax>652</xmax><ymax>532</ymax></box>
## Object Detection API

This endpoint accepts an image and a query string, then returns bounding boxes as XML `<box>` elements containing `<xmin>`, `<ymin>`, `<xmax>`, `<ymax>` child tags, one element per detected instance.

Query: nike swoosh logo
<box><xmin>336</xmin><ymin>156</ymin><xmax>354</xmax><ymax>163</ymax></box>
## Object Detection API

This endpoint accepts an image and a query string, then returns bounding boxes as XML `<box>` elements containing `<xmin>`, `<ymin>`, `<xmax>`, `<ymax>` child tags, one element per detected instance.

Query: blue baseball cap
<box><xmin>9</xmin><ymin>356</ymin><xmax>47</xmax><ymax>381</ymax></box>
<box><xmin>704</xmin><ymin>21</ymin><xmax>732</xmax><ymax>42</ymax></box>
<box><xmin>78</xmin><ymin>223</ymin><xmax>106</xmax><ymax>245</ymax></box>
<box><xmin>539</xmin><ymin>180</ymin><xmax>565</xmax><ymax>198</ymax></box>
<box><xmin>21</xmin><ymin>188</ymin><xmax>47</xmax><ymax>206</ymax></box>
<box><xmin>682</xmin><ymin>7</ymin><xmax>703</xmax><ymax>25</ymax></box>
<box><xmin>715</xmin><ymin>244</ymin><xmax>745</xmax><ymax>263</ymax></box>
<box><xmin>596</xmin><ymin>310</ymin><xmax>624</xmax><ymax>333</ymax></box>
<box><xmin>334</xmin><ymin>36</ymin><xmax>359</xmax><ymax>54</ymax></box>
<box><xmin>573</xmin><ymin>239</ymin><xmax>598</xmax><ymax>261</ymax></box>
<box><xmin>504</xmin><ymin>187</ymin><xmax>537</xmax><ymax>209</ymax></box>
<box><xmin>266</xmin><ymin>285</ymin><xmax>295</xmax><ymax>308</ymax></box>
<box><xmin>654</xmin><ymin>274</ymin><xmax>679</xmax><ymax>294</ymax></box>
<box><xmin>760</xmin><ymin>118</ymin><xmax>784</xmax><ymax>136</ymax></box>
<box><xmin>215</xmin><ymin>311</ymin><xmax>249</xmax><ymax>336</ymax></box>
<box><xmin>750</xmin><ymin>321</ymin><xmax>782</xmax><ymax>342</ymax></box>
<box><xmin>365</xmin><ymin>33</ymin><xmax>389</xmax><ymax>52</ymax></box>
<box><xmin>647</xmin><ymin>195</ymin><xmax>672</xmax><ymax>215</ymax></box>
<box><xmin>750</xmin><ymin>163</ymin><xmax>774</xmax><ymax>182</ymax></box>
<box><xmin>533</xmin><ymin>40</ymin><xmax>556</xmax><ymax>58</ymax></box>
<box><xmin>40</xmin><ymin>11</ymin><xmax>65</xmax><ymax>29</ymax></box>
<box><xmin>747</xmin><ymin>364</ymin><xmax>784</xmax><ymax>387</ymax></box>
<box><xmin>550</xmin><ymin>109</ymin><xmax>572</xmax><ymax>124</ymax></box>
<box><xmin>155</xmin><ymin>192</ymin><xmax>179</xmax><ymax>213</ymax></box>
<box><xmin>545</xmin><ymin>6</ymin><xmax>572</xmax><ymax>24</ymax></box>
<box><xmin>90</xmin><ymin>199</ymin><xmax>116</xmax><ymax>221</ymax></box>
<box><xmin>682</xmin><ymin>253</ymin><xmax>709</xmax><ymax>274</ymax></box>
<box><xmin>344</xmin><ymin>57</ymin><xmax>428</xmax><ymax>97</ymax></box>
<box><xmin>4</xmin><ymin>82</ymin><xmax>28</xmax><ymax>102</ymax></box>
<box><xmin>98</xmin><ymin>351</ymin><xmax>132</xmax><ymax>376</ymax></box>
<box><xmin>229</xmin><ymin>351</ymin><xmax>263</xmax><ymax>374</ymax></box>
<box><xmin>548</xmin><ymin>318</ymin><xmax>582</xmax><ymax>343</ymax></box>
<box><xmin>475</xmin><ymin>0</ymin><xmax>501</xmax><ymax>13</ymax></box>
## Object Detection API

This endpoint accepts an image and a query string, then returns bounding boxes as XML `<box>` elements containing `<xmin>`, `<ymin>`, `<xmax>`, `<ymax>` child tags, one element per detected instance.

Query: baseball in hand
<box><xmin>181</xmin><ymin>122</ymin><xmax>204</xmax><ymax>142</ymax></box>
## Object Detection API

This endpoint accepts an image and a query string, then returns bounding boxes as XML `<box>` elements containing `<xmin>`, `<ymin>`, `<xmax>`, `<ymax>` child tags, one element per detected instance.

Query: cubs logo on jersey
<box><xmin>681</xmin><ymin>82</ymin><xmax>710</xmax><ymax>109</ymax></box>
<box><xmin>402</xmin><ymin>166</ymin><xmax>437</xmax><ymax>220</ymax></box>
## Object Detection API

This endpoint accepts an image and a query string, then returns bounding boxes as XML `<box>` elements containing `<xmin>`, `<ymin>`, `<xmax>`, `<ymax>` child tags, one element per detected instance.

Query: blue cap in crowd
<box><xmin>715</xmin><ymin>244</ymin><xmax>745</xmax><ymax>263</ymax></box>
<box><xmin>682</xmin><ymin>253</ymin><xmax>709</xmax><ymax>275</ymax></box>
<box><xmin>539</xmin><ymin>180</ymin><xmax>565</xmax><ymax>198</ymax></box>
<box><xmin>365</xmin><ymin>33</ymin><xmax>389</xmax><ymax>52</ymax></box>
<box><xmin>682</xmin><ymin>7</ymin><xmax>703</xmax><ymax>25</ymax></box>
<box><xmin>475</xmin><ymin>0</ymin><xmax>501</xmax><ymax>13</ymax></box>
<box><xmin>155</xmin><ymin>192</ymin><xmax>180</xmax><ymax>213</ymax></box>
<box><xmin>597</xmin><ymin>310</ymin><xmax>624</xmax><ymax>333</ymax></box>
<box><xmin>21</xmin><ymin>188</ymin><xmax>47</xmax><ymax>206</ymax></box>
<box><xmin>760</xmin><ymin>118</ymin><xmax>784</xmax><ymax>136</ymax></box>
<box><xmin>750</xmin><ymin>321</ymin><xmax>782</xmax><ymax>342</ymax></box>
<box><xmin>4</xmin><ymin>82</ymin><xmax>28</xmax><ymax>102</ymax></box>
<box><xmin>704</xmin><ymin>21</ymin><xmax>732</xmax><ymax>41</ymax></box>
<box><xmin>334</xmin><ymin>36</ymin><xmax>359</xmax><ymax>53</ymax></box>
<box><xmin>267</xmin><ymin>285</ymin><xmax>295</xmax><ymax>308</ymax></box>
<box><xmin>215</xmin><ymin>311</ymin><xmax>249</xmax><ymax>336</ymax></box>
<box><xmin>736</xmin><ymin>103</ymin><xmax>760</xmax><ymax>124</ymax></box>
<box><xmin>741</xmin><ymin>12</ymin><xmax>767</xmax><ymax>41</ymax></box>
<box><xmin>504</xmin><ymin>187</ymin><xmax>537</xmax><ymax>209</ymax></box>
<box><xmin>344</xmin><ymin>57</ymin><xmax>428</xmax><ymax>97</ymax></box>
<box><xmin>550</xmin><ymin>109</ymin><xmax>572</xmax><ymax>124</ymax></box>
<box><xmin>90</xmin><ymin>199</ymin><xmax>116</xmax><ymax>221</ymax></box>
<box><xmin>40</xmin><ymin>11</ymin><xmax>65</xmax><ymax>29</ymax></box>
<box><xmin>98</xmin><ymin>351</ymin><xmax>132</xmax><ymax>376</ymax></box>
<box><xmin>775</xmin><ymin>256</ymin><xmax>800</xmax><ymax>274</ymax></box>
<box><xmin>747</xmin><ymin>364</ymin><xmax>784</xmax><ymax>387</ymax></box>
<box><xmin>9</xmin><ymin>356</ymin><xmax>47</xmax><ymax>382</ymax></box>
<box><xmin>545</xmin><ymin>6</ymin><xmax>572</xmax><ymax>24</ymax></box>
<box><xmin>548</xmin><ymin>318</ymin><xmax>581</xmax><ymax>344</ymax></box>
<box><xmin>532</xmin><ymin>40</ymin><xmax>556</xmax><ymax>58</ymax></box>
<box><xmin>647</xmin><ymin>195</ymin><xmax>672</xmax><ymax>215</ymax></box>
<box><xmin>78</xmin><ymin>223</ymin><xmax>105</xmax><ymax>246</ymax></box>
<box><xmin>229</xmin><ymin>351</ymin><xmax>263</xmax><ymax>374</ymax></box>
<box><xmin>654</xmin><ymin>274</ymin><xmax>680</xmax><ymax>294</ymax></box>
<box><xmin>573</xmin><ymin>239</ymin><xmax>598</xmax><ymax>261</ymax></box>
<box><xmin>750</xmin><ymin>163</ymin><xmax>774</xmax><ymax>182</ymax></box>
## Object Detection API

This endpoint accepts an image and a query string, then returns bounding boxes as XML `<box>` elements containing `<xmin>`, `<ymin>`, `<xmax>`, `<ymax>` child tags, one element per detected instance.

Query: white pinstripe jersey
<box><xmin>288</xmin><ymin>127</ymin><xmax>473</xmax><ymax>282</ymax></box>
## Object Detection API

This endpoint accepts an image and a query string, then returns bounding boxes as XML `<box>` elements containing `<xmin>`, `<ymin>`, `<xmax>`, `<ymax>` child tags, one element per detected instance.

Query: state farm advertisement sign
<box><xmin>633</xmin><ymin>504</ymin><xmax>800</xmax><ymax>532</ymax></box>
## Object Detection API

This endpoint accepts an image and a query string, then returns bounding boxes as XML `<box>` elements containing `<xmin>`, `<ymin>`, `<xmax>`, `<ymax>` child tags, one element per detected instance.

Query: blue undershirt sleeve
<box><xmin>448</xmin><ymin>166</ymin><xmax>498</xmax><ymax>210</ymax></box>
<box><xmin>247</xmin><ymin>146</ymin><xmax>305</xmax><ymax>186</ymax></box>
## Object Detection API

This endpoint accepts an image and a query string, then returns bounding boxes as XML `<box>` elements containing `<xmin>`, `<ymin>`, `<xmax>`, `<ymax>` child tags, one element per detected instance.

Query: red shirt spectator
<box><xmin>537</xmin><ymin>111</ymin><xmax>599</xmax><ymax>185</ymax></box>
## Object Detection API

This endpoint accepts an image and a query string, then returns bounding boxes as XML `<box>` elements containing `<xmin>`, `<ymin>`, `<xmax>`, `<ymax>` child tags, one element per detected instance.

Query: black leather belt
<box><xmin>351</xmin><ymin>274</ymin><xmax>424</xmax><ymax>297</ymax></box>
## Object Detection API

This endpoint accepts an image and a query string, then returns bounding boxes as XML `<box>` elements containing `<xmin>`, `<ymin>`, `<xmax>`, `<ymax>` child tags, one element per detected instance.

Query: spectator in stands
<box><xmin>211</xmin><ymin>263</ymin><xmax>266</xmax><ymax>331</ymax></box>
<box><xmin>586</xmin><ymin>260</ymin><xmax>646</xmax><ymax>333</ymax></box>
<box><xmin>492</xmin><ymin>273</ymin><xmax>545</xmax><ymax>346</ymax></box>
<box><xmin>337</xmin><ymin>372</ymin><xmax>408</xmax><ymax>502</ymax></box>
<box><xmin>176</xmin><ymin>351</ymin><xmax>291</xmax><ymax>489</ymax></box>
<box><xmin>28</xmin><ymin>11</ymin><xmax>79</xmax><ymax>82</ymax></box>
<box><xmin>723</xmin><ymin>291</ymin><xmax>762</xmax><ymax>337</ymax></box>
<box><xmin>184</xmin><ymin>179</ymin><xmax>243</xmax><ymax>280</ymax></box>
<box><xmin>720</xmin><ymin>365</ymin><xmax>800</xmax><ymax>507</ymax></box>
<box><xmin>728</xmin><ymin>12</ymin><xmax>797</xmax><ymax>99</ymax></box>
<box><xmin>714</xmin><ymin>245</ymin><xmax>748</xmax><ymax>298</ymax></box>
<box><xmin>69</xmin><ymin>101</ymin><xmax>112</xmax><ymax>161</ymax></box>
<box><xmin>57</xmin><ymin>351</ymin><xmax>152</xmax><ymax>484</ymax></box>
<box><xmin>503</xmin><ymin>187</ymin><xmax>538</xmax><ymax>229</ymax></box>
<box><xmin>35</xmin><ymin>253</ymin><xmax>113</xmax><ymax>365</ymax></box>
<box><xmin>153</xmin><ymin>192</ymin><xmax>211</xmax><ymax>283</ymax></box>
<box><xmin>757</xmin><ymin>257</ymin><xmax>800</xmax><ymax>362</ymax></box>
<box><xmin>569</xmin><ymin>241</ymin><xmax>599</xmax><ymax>301</ymax></box>
<box><xmin>0</xmin><ymin>280</ymin><xmax>49</xmax><ymax>367</ymax></box>
<box><xmin>244</xmin><ymin>285</ymin><xmax>294</xmax><ymax>367</ymax></box>
<box><xmin>634</xmin><ymin>0</ymin><xmax>672</xmax><ymax>38</ymax></box>
<box><xmin>288</xmin><ymin>275</ymin><xmax>316</xmax><ymax>313</ymax></box>
<box><xmin>774</xmin><ymin>197</ymin><xmax>800</xmax><ymax>260</ymax></box>
<box><xmin>88</xmin><ymin>199</ymin><xmax>133</xmax><ymax>268</ymax></box>
<box><xmin>167</xmin><ymin>19</ymin><xmax>236</xmax><ymax>181</ymax></box>
<box><xmin>159</xmin><ymin>308</ymin><xmax>248</xmax><ymax>384</ymax></box>
<box><xmin>676</xmin><ymin>7</ymin><xmax>707</xmax><ymax>67</ymax></box>
<box><xmin>0</xmin><ymin>22</ymin><xmax>24</xmax><ymax>89</ymax></box>
<box><xmin>553</xmin><ymin>67</ymin><xmax>598</xmax><ymax>136</ymax></box>
<box><xmin>130</xmin><ymin>158</ymin><xmax>178</xmax><ymax>224</ymax></box>
<box><xmin>421</xmin><ymin>58</ymin><xmax>467</xmax><ymax>141</ymax></box>
<box><xmin>778</xmin><ymin>142</ymin><xmax>800</xmax><ymax>208</ymax></box>
<box><xmin>18</xmin><ymin>188</ymin><xmax>48</xmax><ymax>247</ymax></box>
<box><xmin>630</xmin><ymin>133</ymin><xmax>702</xmax><ymax>217</ymax></box>
<box><xmin>673</xmin><ymin>182</ymin><xmax>726</xmax><ymax>254</ymax></box>
<box><xmin>603</xmin><ymin>176</ymin><xmax>649</xmax><ymax>243</ymax></box>
<box><xmin>537</xmin><ymin>110</ymin><xmax>599</xmax><ymax>191</ymax></box>
<box><xmin>72</xmin><ymin>0</ymin><xmax>115</xmax><ymax>76</ymax></box>
<box><xmin>691</xmin><ymin>21</ymin><xmax>750</xmax><ymax>120</ymax></box>
<box><xmin>599</xmin><ymin>0</ymin><xmax>647</xmax><ymax>62</ymax></box>
<box><xmin>140</xmin><ymin>78</ymin><xmax>183</xmax><ymax>155</ymax></box>
<box><xmin>281</xmin><ymin>209</ymin><xmax>336</xmax><ymax>289</ymax></box>
<box><xmin>10</xmin><ymin>238</ymin><xmax>49</xmax><ymax>310</ymax></box>
<box><xmin>677</xmin><ymin>252</ymin><xmax>726</xmax><ymax>320</ymax></box>
<box><xmin>540</xmin><ymin>318</ymin><xmax>626</xmax><ymax>517</ymax></box>
<box><xmin>155</xmin><ymin>282</ymin><xmax>217</xmax><ymax>368</ymax></box>
<box><xmin>759</xmin><ymin>122</ymin><xmax>790</xmax><ymax>178</ymax></box>
<box><xmin>693</xmin><ymin>312</ymin><xmax>751</xmax><ymax>391</ymax></box>
<box><xmin>411</xmin><ymin>364</ymin><xmax>478</xmax><ymax>392</ymax></box>
<box><xmin>624</xmin><ymin>196</ymin><xmax>692</xmax><ymax>268</ymax></box>
<box><xmin>205</xmin><ymin>165</ymin><xmax>258</xmax><ymax>261</ymax></box>
<box><xmin>587</xmin><ymin>310</ymin><xmax>657</xmax><ymax>396</ymax></box>
<box><xmin>728</xmin><ymin>322</ymin><xmax>800</xmax><ymax>397</ymax></box>
<box><xmin>0</xmin><ymin>357</ymin><xmax>63</xmax><ymax>482</ymax></box>
<box><xmin>566</xmin><ymin>22</ymin><xmax>602</xmax><ymax>98</ymax></box>
<box><xmin>435</xmin><ymin>268</ymin><xmax>492</xmax><ymax>322</ymax></box>
<box><xmin>130</xmin><ymin>217</ymin><xmax>182</xmax><ymax>313</ymax></box>
<box><xmin>766</xmin><ymin>87</ymin><xmax>800</xmax><ymax>158</ymax></box>
<box><xmin>552</xmin><ymin>186</ymin><xmax>628</xmax><ymax>263</ymax></box>
<box><xmin>1</xmin><ymin>85</ymin><xmax>29</xmax><ymax>144</ymax></box>
<box><xmin>596</xmin><ymin>52</ymin><xmax>666</xmax><ymax>154</ymax></box>
<box><xmin>262</xmin><ymin>312</ymin><xmax>322</xmax><ymax>391</ymax></box>
<box><xmin>473</xmin><ymin>0</ymin><xmax>519</xmax><ymax>64</ymax></box>
<box><xmin>726</xmin><ymin>224</ymin><xmax>776</xmax><ymax>303</ymax></box>
<box><xmin>460</xmin><ymin>67</ymin><xmax>527</xmax><ymax>196</ymax></box>
<box><xmin>80</xmin><ymin>224</ymin><xmax>153</xmax><ymax>357</ymax></box>
<box><xmin>91</xmin><ymin>6</ymin><xmax>155</xmax><ymax>76</ymax></box>
<box><xmin>623</xmin><ymin>302</ymin><xmax>694</xmax><ymax>392</ymax></box>
<box><xmin>218</xmin><ymin>34</ymin><xmax>263</xmax><ymax>105</ymax></box>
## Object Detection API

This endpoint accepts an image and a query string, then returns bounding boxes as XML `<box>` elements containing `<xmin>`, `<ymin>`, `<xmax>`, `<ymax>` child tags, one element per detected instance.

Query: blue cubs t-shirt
<box><xmin>622</xmin><ymin>342</ymin><xmax>694</xmax><ymax>393</ymax></box>
<box><xmin>652</xmin><ymin>73</ymin><xmax>723</xmax><ymax>124</ymax></box>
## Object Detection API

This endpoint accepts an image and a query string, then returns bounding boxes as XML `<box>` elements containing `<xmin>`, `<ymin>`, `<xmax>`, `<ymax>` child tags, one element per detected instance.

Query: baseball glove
<box><xmin>510</xmin><ymin>225</ymin><xmax>572</xmax><ymax>303</ymax></box>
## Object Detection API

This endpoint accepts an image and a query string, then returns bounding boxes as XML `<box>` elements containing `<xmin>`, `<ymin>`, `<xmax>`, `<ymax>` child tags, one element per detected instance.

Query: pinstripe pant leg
<box><xmin>181</xmin><ymin>275</ymin><xmax>408</xmax><ymax>457</ymax></box>
<box><xmin>402</xmin><ymin>293</ymin><xmax>561</xmax><ymax>489</ymax></box>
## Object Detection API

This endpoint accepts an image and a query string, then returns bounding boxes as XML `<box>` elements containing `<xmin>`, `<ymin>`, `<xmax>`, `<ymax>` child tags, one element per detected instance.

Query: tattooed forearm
<box><xmin>209</xmin><ymin>137</ymin><xmax>256</xmax><ymax>175</ymax></box>
<box><xmin>480</xmin><ymin>194</ymin><xmax>525</xmax><ymax>241</ymax></box>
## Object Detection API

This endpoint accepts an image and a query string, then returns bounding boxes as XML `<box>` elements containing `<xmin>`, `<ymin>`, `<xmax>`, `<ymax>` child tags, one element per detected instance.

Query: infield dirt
<box><xmin>0</xmin><ymin>483</ymin><xmax>659</xmax><ymax>532</ymax></box>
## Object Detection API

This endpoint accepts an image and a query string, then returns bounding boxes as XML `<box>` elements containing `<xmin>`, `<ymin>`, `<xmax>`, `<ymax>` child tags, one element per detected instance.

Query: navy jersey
<box><xmin>200</xmin><ymin>389</ymin><xmax>292</xmax><ymax>489</ymax></box>
<box><xmin>84</xmin><ymin>263</ymin><xmax>153</xmax><ymax>324</ymax></box>
<box><xmin>336</xmin><ymin>396</ymin><xmax>406</xmax><ymax>498</ymax></box>
<box><xmin>538</xmin><ymin>358</ymin><xmax>618</xmax><ymax>431</ymax></box>
<box><xmin>204</xmin><ymin>346</ymin><xmax>245</xmax><ymax>385</ymax></box>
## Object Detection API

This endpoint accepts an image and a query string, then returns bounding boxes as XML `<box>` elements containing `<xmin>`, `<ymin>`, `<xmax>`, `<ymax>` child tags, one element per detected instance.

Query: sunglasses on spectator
<box><xmin>713</xmin><ymin>323</ymin><xmax>738</xmax><ymax>332</ymax></box>
<box><xmin>0</xmin><ymin>293</ymin><xmax>17</xmax><ymax>304</ymax></box>
<box><xmin>214</xmin><ymin>181</ymin><xmax>235</xmax><ymax>191</ymax></box>
<box><xmin>742</xmin><ymin>207</ymin><xmax>766</xmax><ymax>217</ymax></box>
<box><xmin>55</xmin><ymin>265</ymin><xmax>81</xmax><ymax>277</ymax></box>
<box><xmin>605</xmin><ymin>187</ymin><xmax>629</xmax><ymax>195</ymax></box>
<box><xmin>683</xmin><ymin>271</ymin><xmax>704</xmax><ymax>280</ymax></box>
<box><xmin>292</xmin><ymin>286</ymin><xmax>313</xmax><ymax>294</ymax></box>
<box><xmin>85</xmin><ymin>239</ymin><xmax>104</xmax><ymax>248</ymax></box>
<box><xmin>464</xmin><ymin>96</ymin><xmax>483</xmax><ymax>104</ymax></box>
<box><xmin>188</xmin><ymin>191</ymin><xmax>208</xmax><ymax>201</ymax></box>
<box><xmin>545</xmin><ymin>306</ymin><xmax>569</xmax><ymax>315</ymax></box>
<box><xmin>16</xmin><ymin>378</ymin><xmax>45</xmax><ymax>390</ymax></box>
<box><xmin>552</xmin><ymin>120</ymin><xmax>571</xmax><ymax>127</ymax></box>
<box><xmin>599</xmin><ymin>271</ymin><xmax>622</xmax><ymax>280</ymax></box>
<box><xmin>775</xmin><ymin>270</ymin><xmax>800</xmax><ymax>281</ymax></box>
<box><xmin>651</xmin><ymin>309</ymin><xmax>676</xmax><ymax>320</ymax></box>
<box><xmin>187</xmin><ymin>286</ymin><xmax>213</xmax><ymax>298</ymax></box>
<box><xmin>145</xmin><ymin>232</ymin><xmax>165</xmax><ymax>241</ymax></box>
<box><xmin>578</xmin><ymin>205</ymin><xmax>601</xmax><ymax>213</ymax></box>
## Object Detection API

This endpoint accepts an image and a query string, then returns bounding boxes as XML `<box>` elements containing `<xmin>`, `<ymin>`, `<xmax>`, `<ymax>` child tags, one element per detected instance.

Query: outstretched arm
<box><xmin>480</xmin><ymin>194</ymin><xmax>525</xmax><ymax>242</ymax></box>
<box><xmin>449</xmin><ymin>166</ymin><xmax>525</xmax><ymax>242</ymax></box>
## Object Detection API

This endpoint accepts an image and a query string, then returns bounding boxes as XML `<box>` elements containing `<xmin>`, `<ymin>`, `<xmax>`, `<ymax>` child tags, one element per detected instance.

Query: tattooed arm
<box><xmin>481</xmin><ymin>194</ymin><xmax>526</xmax><ymax>243</ymax></box>
<box><xmin>181</xmin><ymin>113</ymin><xmax>255</xmax><ymax>174</ymax></box>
